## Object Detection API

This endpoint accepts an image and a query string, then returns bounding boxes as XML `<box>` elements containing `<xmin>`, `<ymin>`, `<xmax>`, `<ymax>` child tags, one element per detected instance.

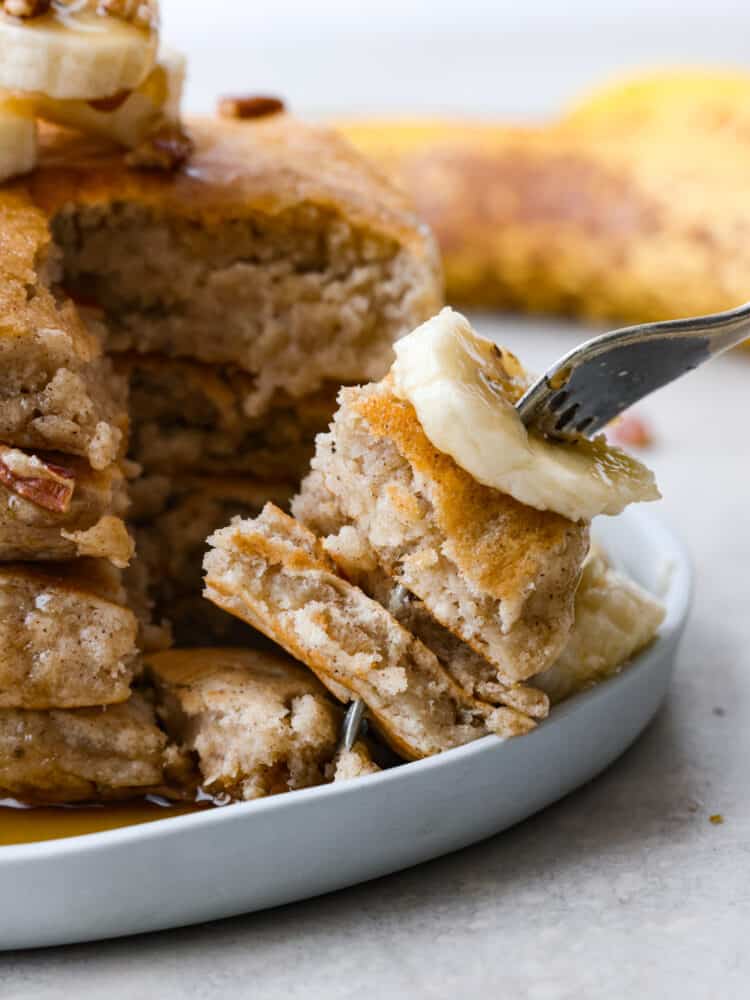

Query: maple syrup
<box><xmin>0</xmin><ymin>799</ymin><xmax>209</xmax><ymax>846</ymax></box>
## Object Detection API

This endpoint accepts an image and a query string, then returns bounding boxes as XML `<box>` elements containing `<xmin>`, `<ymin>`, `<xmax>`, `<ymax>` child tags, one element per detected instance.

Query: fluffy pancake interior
<box><xmin>0</xmin><ymin>693</ymin><xmax>192</xmax><ymax>805</ymax></box>
<box><xmin>145</xmin><ymin>647</ymin><xmax>345</xmax><ymax>801</ymax></box>
<box><xmin>51</xmin><ymin>202</ymin><xmax>430</xmax><ymax>415</ymax></box>
<box><xmin>0</xmin><ymin>562</ymin><xmax>139</xmax><ymax>709</ymax></box>
<box><xmin>204</xmin><ymin>504</ymin><xmax>536</xmax><ymax>760</ymax></box>
<box><xmin>293</xmin><ymin>383</ymin><xmax>590</xmax><ymax>683</ymax></box>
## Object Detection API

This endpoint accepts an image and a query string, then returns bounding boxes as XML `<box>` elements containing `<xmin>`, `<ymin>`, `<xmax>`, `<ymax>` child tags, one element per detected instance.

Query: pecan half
<box><xmin>0</xmin><ymin>446</ymin><xmax>75</xmax><ymax>514</ymax></box>
<box><xmin>217</xmin><ymin>95</ymin><xmax>286</xmax><ymax>121</ymax></box>
<box><xmin>3</xmin><ymin>0</ymin><xmax>50</xmax><ymax>17</ymax></box>
<box><xmin>608</xmin><ymin>413</ymin><xmax>654</xmax><ymax>449</ymax></box>
<box><xmin>126</xmin><ymin>120</ymin><xmax>194</xmax><ymax>171</ymax></box>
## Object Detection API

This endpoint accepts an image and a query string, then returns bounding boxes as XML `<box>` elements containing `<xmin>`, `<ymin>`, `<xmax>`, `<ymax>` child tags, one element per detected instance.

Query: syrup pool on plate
<box><xmin>0</xmin><ymin>799</ymin><xmax>208</xmax><ymax>846</ymax></box>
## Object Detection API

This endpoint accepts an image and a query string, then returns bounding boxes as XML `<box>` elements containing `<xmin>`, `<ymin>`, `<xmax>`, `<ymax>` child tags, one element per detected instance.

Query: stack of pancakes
<box><xmin>0</xmin><ymin>186</ymin><xmax>184</xmax><ymax>801</ymax></box>
<box><xmin>29</xmin><ymin>115</ymin><xmax>441</xmax><ymax>645</ymax></box>
<box><xmin>0</xmin><ymin>112</ymin><xmax>441</xmax><ymax>803</ymax></box>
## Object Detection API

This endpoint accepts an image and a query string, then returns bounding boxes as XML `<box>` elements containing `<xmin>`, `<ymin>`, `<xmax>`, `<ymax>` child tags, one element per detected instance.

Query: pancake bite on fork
<box><xmin>204</xmin><ymin>504</ymin><xmax>537</xmax><ymax>761</ymax></box>
<box><xmin>206</xmin><ymin>309</ymin><xmax>663</xmax><ymax>758</ymax></box>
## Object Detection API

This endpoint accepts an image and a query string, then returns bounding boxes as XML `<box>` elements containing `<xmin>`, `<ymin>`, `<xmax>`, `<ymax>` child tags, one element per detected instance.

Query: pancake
<box><xmin>533</xmin><ymin>550</ymin><xmax>665</xmax><ymax>703</ymax></box>
<box><xmin>0</xmin><ymin>107</ymin><xmax>442</xmax><ymax>802</ymax></box>
<box><xmin>0</xmin><ymin>561</ymin><xmax>139</xmax><ymax>709</ymax></box>
<box><xmin>293</xmin><ymin>383</ymin><xmax>589</xmax><ymax>684</ymax></box>
<box><xmin>0</xmin><ymin>692</ymin><xmax>193</xmax><ymax>805</ymax></box>
<box><xmin>0</xmin><ymin>192</ymin><xmax>127</xmax><ymax>466</ymax></box>
<box><xmin>204</xmin><ymin>504</ymin><xmax>536</xmax><ymax>761</ymax></box>
<box><xmin>337</xmin><ymin>70</ymin><xmax>750</xmax><ymax>325</ymax></box>
<box><xmin>121</xmin><ymin>354</ymin><xmax>337</xmax><ymax>480</ymax></box>
<box><xmin>345</xmin><ymin>561</ymin><xmax>550</xmax><ymax>720</ymax></box>
<box><xmin>146</xmin><ymin>646</ymin><xmax>377</xmax><ymax>801</ymax></box>
<box><xmin>26</xmin><ymin>115</ymin><xmax>442</xmax><ymax>414</ymax></box>
<box><xmin>130</xmin><ymin>475</ymin><xmax>293</xmax><ymax>644</ymax></box>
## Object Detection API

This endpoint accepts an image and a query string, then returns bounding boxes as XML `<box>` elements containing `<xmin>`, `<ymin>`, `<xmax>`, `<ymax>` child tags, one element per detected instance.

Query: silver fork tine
<box><xmin>338</xmin><ymin>699</ymin><xmax>366</xmax><ymax>754</ymax></box>
<box><xmin>517</xmin><ymin>300</ymin><xmax>750</xmax><ymax>437</ymax></box>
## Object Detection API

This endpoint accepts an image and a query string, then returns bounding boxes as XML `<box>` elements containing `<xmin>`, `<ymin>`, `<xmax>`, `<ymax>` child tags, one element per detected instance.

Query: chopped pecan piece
<box><xmin>126</xmin><ymin>120</ymin><xmax>194</xmax><ymax>171</ymax></box>
<box><xmin>608</xmin><ymin>413</ymin><xmax>655</xmax><ymax>449</ymax></box>
<box><xmin>217</xmin><ymin>95</ymin><xmax>286</xmax><ymax>121</ymax></box>
<box><xmin>0</xmin><ymin>445</ymin><xmax>75</xmax><ymax>514</ymax></box>
<box><xmin>3</xmin><ymin>0</ymin><xmax>50</xmax><ymax>17</ymax></box>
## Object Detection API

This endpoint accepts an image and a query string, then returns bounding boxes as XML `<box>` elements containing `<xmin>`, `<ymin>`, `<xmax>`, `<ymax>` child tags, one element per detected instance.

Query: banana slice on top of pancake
<box><xmin>0</xmin><ymin>0</ymin><xmax>159</xmax><ymax>101</ymax></box>
<box><xmin>391</xmin><ymin>309</ymin><xmax>660</xmax><ymax>523</ymax></box>
<box><xmin>0</xmin><ymin>94</ymin><xmax>37</xmax><ymax>181</ymax></box>
<box><xmin>32</xmin><ymin>46</ymin><xmax>185</xmax><ymax>149</ymax></box>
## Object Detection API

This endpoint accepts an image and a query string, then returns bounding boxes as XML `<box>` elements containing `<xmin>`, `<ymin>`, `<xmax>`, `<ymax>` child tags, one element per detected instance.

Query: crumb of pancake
<box><xmin>217</xmin><ymin>95</ymin><xmax>286</xmax><ymax>121</ymax></box>
<box><xmin>709</xmin><ymin>814</ymin><xmax>724</xmax><ymax>825</ymax></box>
<box><xmin>333</xmin><ymin>742</ymin><xmax>380</xmax><ymax>782</ymax></box>
<box><xmin>61</xmin><ymin>514</ymin><xmax>134</xmax><ymax>569</ymax></box>
<box><xmin>50</xmin><ymin>175</ymin><xmax>440</xmax><ymax>415</ymax></box>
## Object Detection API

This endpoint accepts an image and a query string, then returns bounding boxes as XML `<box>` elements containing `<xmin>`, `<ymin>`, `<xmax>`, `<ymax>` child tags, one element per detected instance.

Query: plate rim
<box><xmin>0</xmin><ymin>504</ymin><xmax>692</xmax><ymax>865</ymax></box>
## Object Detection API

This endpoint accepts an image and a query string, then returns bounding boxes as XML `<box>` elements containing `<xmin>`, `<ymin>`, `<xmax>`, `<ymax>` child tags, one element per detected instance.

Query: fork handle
<box><xmin>692</xmin><ymin>301</ymin><xmax>750</xmax><ymax>356</ymax></box>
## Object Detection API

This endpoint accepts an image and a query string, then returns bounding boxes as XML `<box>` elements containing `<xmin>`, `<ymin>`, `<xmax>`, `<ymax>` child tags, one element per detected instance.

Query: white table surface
<box><xmin>4</xmin><ymin>314</ymin><xmax>749</xmax><ymax>998</ymax></box>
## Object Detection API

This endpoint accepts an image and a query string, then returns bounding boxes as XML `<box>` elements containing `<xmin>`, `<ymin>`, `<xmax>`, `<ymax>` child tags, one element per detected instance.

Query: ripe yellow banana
<box><xmin>0</xmin><ymin>95</ymin><xmax>37</xmax><ymax>181</ymax></box>
<box><xmin>0</xmin><ymin>1</ymin><xmax>159</xmax><ymax>101</ymax></box>
<box><xmin>33</xmin><ymin>47</ymin><xmax>185</xmax><ymax>148</ymax></box>
<box><xmin>391</xmin><ymin>309</ymin><xmax>659</xmax><ymax>522</ymax></box>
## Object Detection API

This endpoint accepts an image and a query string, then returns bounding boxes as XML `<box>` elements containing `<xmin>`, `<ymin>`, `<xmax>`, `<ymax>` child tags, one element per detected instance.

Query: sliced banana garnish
<box><xmin>391</xmin><ymin>308</ymin><xmax>660</xmax><ymax>523</ymax></box>
<box><xmin>33</xmin><ymin>47</ymin><xmax>185</xmax><ymax>148</ymax></box>
<box><xmin>0</xmin><ymin>94</ymin><xmax>37</xmax><ymax>181</ymax></box>
<box><xmin>0</xmin><ymin>0</ymin><xmax>159</xmax><ymax>101</ymax></box>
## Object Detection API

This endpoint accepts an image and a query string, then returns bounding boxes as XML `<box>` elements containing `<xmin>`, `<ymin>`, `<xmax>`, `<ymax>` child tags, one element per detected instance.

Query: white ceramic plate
<box><xmin>0</xmin><ymin>506</ymin><xmax>690</xmax><ymax>950</ymax></box>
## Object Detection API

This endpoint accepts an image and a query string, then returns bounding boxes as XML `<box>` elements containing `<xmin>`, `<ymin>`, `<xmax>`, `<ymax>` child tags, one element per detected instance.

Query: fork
<box><xmin>339</xmin><ymin>699</ymin><xmax>366</xmax><ymax>754</ymax></box>
<box><xmin>516</xmin><ymin>301</ymin><xmax>750</xmax><ymax>438</ymax></box>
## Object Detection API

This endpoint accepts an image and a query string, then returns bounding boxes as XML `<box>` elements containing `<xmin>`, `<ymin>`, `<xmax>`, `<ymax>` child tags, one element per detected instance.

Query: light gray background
<box><xmin>164</xmin><ymin>0</ymin><xmax>750</xmax><ymax>117</ymax></box>
<box><xmin>5</xmin><ymin>4</ymin><xmax>750</xmax><ymax>995</ymax></box>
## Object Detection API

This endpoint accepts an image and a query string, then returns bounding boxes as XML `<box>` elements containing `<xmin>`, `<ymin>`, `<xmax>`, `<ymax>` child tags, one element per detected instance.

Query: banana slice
<box><xmin>0</xmin><ymin>1</ymin><xmax>159</xmax><ymax>101</ymax></box>
<box><xmin>390</xmin><ymin>308</ymin><xmax>660</xmax><ymax>522</ymax></box>
<box><xmin>33</xmin><ymin>47</ymin><xmax>185</xmax><ymax>148</ymax></box>
<box><xmin>0</xmin><ymin>94</ymin><xmax>37</xmax><ymax>181</ymax></box>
